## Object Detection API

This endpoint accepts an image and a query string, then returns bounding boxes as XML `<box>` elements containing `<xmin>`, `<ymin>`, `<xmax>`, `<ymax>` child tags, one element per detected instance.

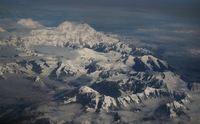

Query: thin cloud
<box><xmin>1</xmin><ymin>0</ymin><xmax>200</xmax><ymax>22</ymax></box>
<box><xmin>189</xmin><ymin>49</ymin><xmax>200</xmax><ymax>56</ymax></box>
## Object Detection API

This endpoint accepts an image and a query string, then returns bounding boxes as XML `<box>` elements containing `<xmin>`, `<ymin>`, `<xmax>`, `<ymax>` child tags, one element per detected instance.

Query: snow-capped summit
<box><xmin>0</xmin><ymin>27</ymin><xmax>6</xmax><ymax>32</ymax></box>
<box><xmin>56</xmin><ymin>21</ymin><xmax>94</xmax><ymax>33</ymax></box>
<box><xmin>17</xmin><ymin>18</ymin><xmax>43</xmax><ymax>28</ymax></box>
<box><xmin>56</xmin><ymin>21</ymin><xmax>76</xmax><ymax>31</ymax></box>
<box><xmin>63</xmin><ymin>86</ymin><xmax>118</xmax><ymax>111</ymax></box>
<box><xmin>132</xmin><ymin>55</ymin><xmax>172</xmax><ymax>71</ymax></box>
<box><xmin>7</xmin><ymin>20</ymin><xmax>118</xmax><ymax>48</ymax></box>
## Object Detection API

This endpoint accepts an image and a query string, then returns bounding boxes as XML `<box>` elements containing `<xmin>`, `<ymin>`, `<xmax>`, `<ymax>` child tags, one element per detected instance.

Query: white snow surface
<box><xmin>17</xmin><ymin>18</ymin><xmax>43</xmax><ymax>28</ymax></box>
<box><xmin>0</xmin><ymin>27</ymin><xmax>6</xmax><ymax>32</ymax></box>
<box><xmin>140</xmin><ymin>55</ymin><xmax>168</xmax><ymax>70</ymax></box>
<box><xmin>9</xmin><ymin>20</ymin><xmax>118</xmax><ymax>48</ymax></box>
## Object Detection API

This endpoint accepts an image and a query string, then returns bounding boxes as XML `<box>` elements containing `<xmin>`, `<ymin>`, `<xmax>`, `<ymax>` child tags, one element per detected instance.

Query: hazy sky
<box><xmin>1</xmin><ymin>0</ymin><xmax>200</xmax><ymax>23</ymax></box>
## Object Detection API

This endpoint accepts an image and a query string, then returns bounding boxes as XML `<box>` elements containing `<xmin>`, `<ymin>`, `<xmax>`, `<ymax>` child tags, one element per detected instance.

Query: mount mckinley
<box><xmin>0</xmin><ymin>19</ymin><xmax>199</xmax><ymax>124</ymax></box>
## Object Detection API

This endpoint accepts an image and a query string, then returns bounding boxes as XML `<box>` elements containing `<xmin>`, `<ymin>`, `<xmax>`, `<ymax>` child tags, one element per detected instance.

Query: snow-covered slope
<box><xmin>0</xmin><ymin>27</ymin><xmax>6</xmax><ymax>32</ymax></box>
<box><xmin>2</xmin><ymin>19</ymin><xmax>150</xmax><ymax>57</ymax></box>
<box><xmin>131</xmin><ymin>55</ymin><xmax>172</xmax><ymax>71</ymax></box>
<box><xmin>0</xmin><ymin>19</ymin><xmax>198</xmax><ymax>124</ymax></box>
<box><xmin>8</xmin><ymin>20</ymin><xmax>118</xmax><ymax>48</ymax></box>
<box><xmin>17</xmin><ymin>18</ymin><xmax>43</xmax><ymax>28</ymax></box>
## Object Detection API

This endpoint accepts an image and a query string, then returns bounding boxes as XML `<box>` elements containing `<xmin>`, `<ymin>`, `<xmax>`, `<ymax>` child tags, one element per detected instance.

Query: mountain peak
<box><xmin>56</xmin><ymin>21</ymin><xmax>95</xmax><ymax>33</ymax></box>
<box><xmin>0</xmin><ymin>27</ymin><xmax>6</xmax><ymax>32</ymax></box>
<box><xmin>17</xmin><ymin>18</ymin><xmax>43</xmax><ymax>28</ymax></box>
<box><xmin>57</xmin><ymin>21</ymin><xmax>74</xmax><ymax>28</ymax></box>
<box><xmin>79</xmin><ymin>86</ymin><xmax>98</xmax><ymax>94</ymax></box>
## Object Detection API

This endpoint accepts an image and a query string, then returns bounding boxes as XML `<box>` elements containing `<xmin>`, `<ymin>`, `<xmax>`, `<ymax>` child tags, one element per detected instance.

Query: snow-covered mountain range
<box><xmin>0</xmin><ymin>19</ymin><xmax>199</xmax><ymax>124</ymax></box>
